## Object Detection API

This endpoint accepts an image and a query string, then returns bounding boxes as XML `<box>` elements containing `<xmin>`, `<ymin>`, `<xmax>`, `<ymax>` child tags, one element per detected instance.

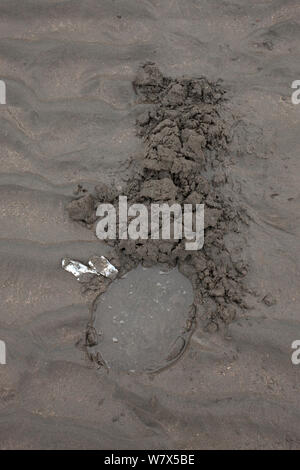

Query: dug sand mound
<box><xmin>67</xmin><ymin>63</ymin><xmax>248</xmax><ymax>371</ymax></box>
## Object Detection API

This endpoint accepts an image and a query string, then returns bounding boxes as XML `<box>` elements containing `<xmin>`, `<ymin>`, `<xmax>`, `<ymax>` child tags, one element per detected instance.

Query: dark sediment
<box><xmin>68</xmin><ymin>63</ymin><xmax>248</xmax><ymax>370</ymax></box>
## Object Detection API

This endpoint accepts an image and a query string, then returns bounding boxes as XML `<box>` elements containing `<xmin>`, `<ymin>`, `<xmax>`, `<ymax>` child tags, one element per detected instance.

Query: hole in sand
<box><xmin>91</xmin><ymin>265</ymin><xmax>194</xmax><ymax>373</ymax></box>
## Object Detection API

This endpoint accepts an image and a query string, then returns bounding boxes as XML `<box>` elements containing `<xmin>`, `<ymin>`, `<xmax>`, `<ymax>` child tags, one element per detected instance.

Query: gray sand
<box><xmin>0</xmin><ymin>0</ymin><xmax>300</xmax><ymax>450</ymax></box>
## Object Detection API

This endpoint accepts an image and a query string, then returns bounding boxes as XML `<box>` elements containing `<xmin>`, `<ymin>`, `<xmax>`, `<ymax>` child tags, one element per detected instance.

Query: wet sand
<box><xmin>0</xmin><ymin>0</ymin><xmax>300</xmax><ymax>449</ymax></box>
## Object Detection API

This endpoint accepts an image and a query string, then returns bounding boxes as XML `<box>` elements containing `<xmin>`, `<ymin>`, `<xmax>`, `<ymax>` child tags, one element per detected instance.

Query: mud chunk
<box><xmin>205</xmin><ymin>208</ymin><xmax>222</xmax><ymax>228</ymax></box>
<box><xmin>152</xmin><ymin>119</ymin><xmax>176</xmax><ymax>134</ymax></box>
<box><xmin>134</xmin><ymin>62</ymin><xmax>164</xmax><ymax>88</ymax></box>
<box><xmin>142</xmin><ymin>153</ymin><xmax>162</xmax><ymax>171</ymax></box>
<box><xmin>192</xmin><ymin>253</ymin><xmax>207</xmax><ymax>272</ymax></box>
<box><xmin>143</xmin><ymin>145</ymin><xmax>177</xmax><ymax>172</ymax></box>
<box><xmin>170</xmin><ymin>242</ymin><xmax>190</xmax><ymax>262</ymax></box>
<box><xmin>205</xmin><ymin>321</ymin><xmax>219</xmax><ymax>333</ymax></box>
<box><xmin>133</xmin><ymin>62</ymin><xmax>166</xmax><ymax>101</ymax></box>
<box><xmin>163</xmin><ymin>83</ymin><xmax>186</xmax><ymax>106</ymax></box>
<box><xmin>95</xmin><ymin>183</ymin><xmax>117</xmax><ymax>202</ymax></box>
<box><xmin>137</xmin><ymin>111</ymin><xmax>150</xmax><ymax>127</ymax></box>
<box><xmin>178</xmin><ymin>262</ymin><xmax>197</xmax><ymax>279</ymax></box>
<box><xmin>140</xmin><ymin>178</ymin><xmax>178</xmax><ymax>201</ymax></box>
<box><xmin>156</xmin><ymin>145</ymin><xmax>177</xmax><ymax>170</ymax></box>
<box><xmin>67</xmin><ymin>194</ymin><xmax>96</xmax><ymax>223</ymax></box>
<box><xmin>219</xmin><ymin>305</ymin><xmax>237</xmax><ymax>323</ymax></box>
<box><xmin>189</xmin><ymin>79</ymin><xmax>223</xmax><ymax>104</ymax></box>
<box><xmin>185</xmin><ymin>191</ymin><xmax>203</xmax><ymax>205</ymax></box>
<box><xmin>181</xmin><ymin>128</ymin><xmax>195</xmax><ymax>143</ymax></box>
<box><xmin>171</xmin><ymin>158</ymin><xmax>200</xmax><ymax>175</ymax></box>
<box><xmin>150</xmin><ymin>126</ymin><xmax>182</xmax><ymax>151</ymax></box>
<box><xmin>213</xmin><ymin>173</ymin><xmax>227</xmax><ymax>186</ymax></box>
<box><xmin>189</xmin><ymin>81</ymin><xmax>205</xmax><ymax>100</ymax></box>
<box><xmin>185</xmin><ymin>132</ymin><xmax>206</xmax><ymax>154</ymax></box>
<box><xmin>195</xmin><ymin>176</ymin><xmax>210</xmax><ymax>195</ymax></box>
<box><xmin>210</xmin><ymin>285</ymin><xmax>225</xmax><ymax>297</ymax></box>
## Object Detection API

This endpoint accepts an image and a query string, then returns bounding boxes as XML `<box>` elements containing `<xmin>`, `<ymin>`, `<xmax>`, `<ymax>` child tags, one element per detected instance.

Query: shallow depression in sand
<box><xmin>92</xmin><ymin>265</ymin><xmax>194</xmax><ymax>373</ymax></box>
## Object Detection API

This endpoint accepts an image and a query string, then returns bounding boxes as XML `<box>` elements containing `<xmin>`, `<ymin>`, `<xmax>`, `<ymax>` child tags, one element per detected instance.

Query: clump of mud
<box><xmin>68</xmin><ymin>63</ymin><xmax>248</xmax><ymax>367</ymax></box>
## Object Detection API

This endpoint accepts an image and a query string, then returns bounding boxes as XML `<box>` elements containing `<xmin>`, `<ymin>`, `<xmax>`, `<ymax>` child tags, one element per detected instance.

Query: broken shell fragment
<box><xmin>61</xmin><ymin>256</ymin><xmax>118</xmax><ymax>282</ymax></box>
<box><xmin>61</xmin><ymin>258</ymin><xmax>98</xmax><ymax>282</ymax></box>
<box><xmin>88</xmin><ymin>256</ymin><xmax>118</xmax><ymax>280</ymax></box>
